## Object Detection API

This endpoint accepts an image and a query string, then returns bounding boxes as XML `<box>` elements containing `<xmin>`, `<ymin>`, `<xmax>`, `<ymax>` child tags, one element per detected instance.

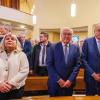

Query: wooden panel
<box><xmin>75</xmin><ymin>96</ymin><xmax>100</xmax><ymax>100</ymax></box>
<box><xmin>74</xmin><ymin>76</ymin><xmax>85</xmax><ymax>90</ymax></box>
<box><xmin>0</xmin><ymin>0</ymin><xmax>20</xmax><ymax>10</ymax></box>
<box><xmin>75</xmin><ymin>68</ymin><xmax>85</xmax><ymax>90</ymax></box>
<box><xmin>22</xmin><ymin>96</ymin><xmax>100</xmax><ymax>100</ymax></box>
<box><xmin>77</xmin><ymin>68</ymin><xmax>84</xmax><ymax>76</ymax></box>
<box><xmin>23</xmin><ymin>95</ymin><xmax>49</xmax><ymax>100</ymax></box>
<box><xmin>11</xmin><ymin>0</ymin><xmax>20</xmax><ymax>9</ymax></box>
<box><xmin>24</xmin><ymin>68</ymin><xmax>85</xmax><ymax>91</ymax></box>
<box><xmin>24</xmin><ymin>76</ymin><xmax>48</xmax><ymax>91</ymax></box>
<box><xmin>50</xmin><ymin>97</ymin><xmax>75</xmax><ymax>100</ymax></box>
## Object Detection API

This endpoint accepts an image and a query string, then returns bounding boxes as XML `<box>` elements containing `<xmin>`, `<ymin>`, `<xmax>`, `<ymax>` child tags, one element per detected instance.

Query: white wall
<box><xmin>0</xmin><ymin>6</ymin><xmax>33</xmax><ymax>26</ymax></box>
<box><xmin>33</xmin><ymin>0</ymin><xmax>68</xmax><ymax>39</ymax></box>
<box><xmin>33</xmin><ymin>0</ymin><xmax>100</xmax><ymax>39</ymax></box>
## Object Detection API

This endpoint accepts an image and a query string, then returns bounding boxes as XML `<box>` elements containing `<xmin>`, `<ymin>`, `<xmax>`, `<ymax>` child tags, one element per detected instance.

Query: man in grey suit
<box><xmin>82</xmin><ymin>23</ymin><xmax>100</xmax><ymax>95</ymax></box>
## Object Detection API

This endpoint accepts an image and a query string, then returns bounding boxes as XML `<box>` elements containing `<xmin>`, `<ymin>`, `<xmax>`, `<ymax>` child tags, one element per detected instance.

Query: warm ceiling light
<box><xmin>71</xmin><ymin>0</ymin><xmax>76</xmax><ymax>17</ymax></box>
<box><xmin>20</xmin><ymin>25</ymin><xmax>25</xmax><ymax>29</ymax></box>
<box><xmin>32</xmin><ymin>15</ymin><xmax>36</xmax><ymax>24</ymax></box>
<box><xmin>31</xmin><ymin>5</ymin><xmax>35</xmax><ymax>14</ymax></box>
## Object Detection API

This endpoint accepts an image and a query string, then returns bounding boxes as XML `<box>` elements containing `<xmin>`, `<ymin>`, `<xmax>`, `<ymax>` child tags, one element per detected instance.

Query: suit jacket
<box><xmin>82</xmin><ymin>37</ymin><xmax>100</xmax><ymax>81</ymax></box>
<box><xmin>47</xmin><ymin>42</ymin><xmax>80</xmax><ymax>88</ymax></box>
<box><xmin>20</xmin><ymin>40</ymin><xmax>32</xmax><ymax>68</ymax></box>
<box><xmin>31</xmin><ymin>42</ymin><xmax>52</xmax><ymax>72</ymax></box>
<box><xmin>21</xmin><ymin>40</ymin><xmax>32</xmax><ymax>56</ymax></box>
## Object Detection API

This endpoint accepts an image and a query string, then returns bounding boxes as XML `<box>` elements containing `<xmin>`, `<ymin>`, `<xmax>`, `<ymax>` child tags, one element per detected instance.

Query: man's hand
<box><xmin>63</xmin><ymin>80</ymin><xmax>72</xmax><ymax>88</ymax></box>
<box><xmin>0</xmin><ymin>82</ymin><xmax>12</xmax><ymax>93</ymax></box>
<box><xmin>57</xmin><ymin>79</ymin><xmax>65</xmax><ymax>88</ymax></box>
<box><xmin>92</xmin><ymin>73</ymin><xmax>100</xmax><ymax>82</ymax></box>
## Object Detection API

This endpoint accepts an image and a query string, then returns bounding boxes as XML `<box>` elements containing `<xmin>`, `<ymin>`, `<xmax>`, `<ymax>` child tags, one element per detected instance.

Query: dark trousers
<box><xmin>85</xmin><ymin>78</ymin><xmax>100</xmax><ymax>95</ymax></box>
<box><xmin>36</xmin><ymin>66</ymin><xmax>48</xmax><ymax>76</ymax></box>
<box><xmin>49</xmin><ymin>84</ymin><xmax>73</xmax><ymax>96</ymax></box>
<box><xmin>0</xmin><ymin>86</ymin><xmax>24</xmax><ymax>100</ymax></box>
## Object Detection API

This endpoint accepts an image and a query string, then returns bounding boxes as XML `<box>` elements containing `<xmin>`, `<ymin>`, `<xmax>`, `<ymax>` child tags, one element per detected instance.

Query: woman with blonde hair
<box><xmin>0</xmin><ymin>33</ymin><xmax>29</xmax><ymax>99</ymax></box>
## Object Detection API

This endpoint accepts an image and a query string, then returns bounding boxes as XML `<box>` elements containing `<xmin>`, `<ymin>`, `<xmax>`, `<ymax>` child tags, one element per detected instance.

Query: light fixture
<box><xmin>32</xmin><ymin>15</ymin><xmax>37</xmax><ymax>24</ymax></box>
<box><xmin>71</xmin><ymin>0</ymin><xmax>76</xmax><ymax>17</ymax></box>
<box><xmin>31</xmin><ymin>5</ymin><xmax>35</xmax><ymax>14</ymax></box>
<box><xmin>20</xmin><ymin>25</ymin><xmax>25</xmax><ymax>29</ymax></box>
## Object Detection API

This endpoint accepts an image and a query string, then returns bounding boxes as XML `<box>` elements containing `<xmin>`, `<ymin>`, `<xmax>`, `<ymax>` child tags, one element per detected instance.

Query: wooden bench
<box><xmin>74</xmin><ymin>68</ymin><xmax>85</xmax><ymax>90</ymax></box>
<box><xmin>24</xmin><ymin>68</ymin><xmax>85</xmax><ymax>91</ymax></box>
<box><xmin>24</xmin><ymin>76</ymin><xmax>48</xmax><ymax>91</ymax></box>
<box><xmin>22</xmin><ymin>96</ymin><xmax>100</xmax><ymax>100</ymax></box>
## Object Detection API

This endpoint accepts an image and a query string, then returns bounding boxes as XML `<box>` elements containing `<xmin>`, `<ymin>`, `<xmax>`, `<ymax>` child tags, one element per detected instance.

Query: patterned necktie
<box><xmin>42</xmin><ymin>45</ymin><xmax>46</xmax><ymax>64</ymax></box>
<box><xmin>64</xmin><ymin>45</ymin><xmax>68</xmax><ymax>64</ymax></box>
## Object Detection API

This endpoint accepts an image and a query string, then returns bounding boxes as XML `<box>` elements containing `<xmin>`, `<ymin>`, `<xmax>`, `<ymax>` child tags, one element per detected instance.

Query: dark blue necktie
<box><xmin>42</xmin><ymin>45</ymin><xmax>46</xmax><ymax>64</ymax></box>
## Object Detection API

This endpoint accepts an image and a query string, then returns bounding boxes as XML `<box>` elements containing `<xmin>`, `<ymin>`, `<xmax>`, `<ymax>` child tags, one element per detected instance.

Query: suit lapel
<box><xmin>38</xmin><ymin>45</ymin><xmax>41</xmax><ymax>53</ymax></box>
<box><xmin>67</xmin><ymin>44</ymin><xmax>73</xmax><ymax>64</ymax></box>
<box><xmin>57</xmin><ymin>42</ymin><xmax>65</xmax><ymax>62</ymax></box>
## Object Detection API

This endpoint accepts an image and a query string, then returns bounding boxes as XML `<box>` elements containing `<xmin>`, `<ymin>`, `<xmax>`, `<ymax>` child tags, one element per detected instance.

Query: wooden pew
<box><xmin>74</xmin><ymin>68</ymin><xmax>85</xmax><ymax>90</ymax></box>
<box><xmin>24</xmin><ymin>76</ymin><xmax>48</xmax><ymax>91</ymax></box>
<box><xmin>22</xmin><ymin>96</ymin><xmax>100</xmax><ymax>100</ymax></box>
<box><xmin>24</xmin><ymin>68</ymin><xmax>85</xmax><ymax>91</ymax></box>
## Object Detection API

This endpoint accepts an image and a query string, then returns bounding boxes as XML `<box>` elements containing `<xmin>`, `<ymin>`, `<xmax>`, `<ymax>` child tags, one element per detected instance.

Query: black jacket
<box><xmin>31</xmin><ymin>42</ymin><xmax>52</xmax><ymax>73</ymax></box>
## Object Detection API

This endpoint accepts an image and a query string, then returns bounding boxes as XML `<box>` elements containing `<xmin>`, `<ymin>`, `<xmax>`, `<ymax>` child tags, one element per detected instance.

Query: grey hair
<box><xmin>60</xmin><ymin>27</ymin><xmax>73</xmax><ymax>40</ymax></box>
<box><xmin>93</xmin><ymin>23</ymin><xmax>100</xmax><ymax>32</ymax></box>
<box><xmin>0</xmin><ymin>33</ymin><xmax>22</xmax><ymax>52</ymax></box>
<box><xmin>60</xmin><ymin>27</ymin><xmax>73</xmax><ymax>35</ymax></box>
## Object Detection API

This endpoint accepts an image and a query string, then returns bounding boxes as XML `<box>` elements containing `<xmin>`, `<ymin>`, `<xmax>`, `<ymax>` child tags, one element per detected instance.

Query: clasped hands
<box><xmin>57</xmin><ymin>79</ymin><xmax>72</xmax><ymax>88</ymax></box>
<box><xmin>92</xmin><ymin>72</ymin><xmax>100</xmax><ymax>82</ymax></box>
<box><xmin>0</xmin><ymin>81</ymin><xmax>14</xmax><ymax>93</ymax></box>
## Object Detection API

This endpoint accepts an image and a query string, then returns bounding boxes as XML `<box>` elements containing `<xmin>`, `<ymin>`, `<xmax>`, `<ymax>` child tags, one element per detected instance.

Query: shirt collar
<box><xmin>62</xmin><ymin>42</ymin><xmax>70</xmax><ymax>47</ymax></box>
<box><xmin>40</xmin><ymin>42</ymin><xmax>48</xmax><ymax>46</ymax></box>
<box><xmin>95</xmin><ymin>37</ymin><xmax>100</xmax><ymax>43</ymax></box>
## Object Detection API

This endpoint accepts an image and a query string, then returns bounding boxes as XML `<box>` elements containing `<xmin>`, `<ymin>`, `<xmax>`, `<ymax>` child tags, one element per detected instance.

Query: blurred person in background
<box><xmin>82</xmin><ymin>23</ymin><xmax>100</xmax><ymax>95</ymax></box>
<box><xmin>0</xmin><ymin>24</ymin><xmax>11</xmax><ymax>42</ymax></box>
<box><xmin>18</xmin><ymin>33</ymin><xmax>32</xmax><ymax>71</ymax></box>
<box><xmin>31</xmin><ymin>32</ymin><xmax>52</xmax><ymax>76</ymax></box>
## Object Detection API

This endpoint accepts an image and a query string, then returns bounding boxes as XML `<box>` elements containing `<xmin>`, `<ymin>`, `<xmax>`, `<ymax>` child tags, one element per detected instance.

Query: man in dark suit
<box><xmin>18</xmin><ymin>33</ymin><xmax>32</xmax><ymax>69</ymax></box>
<box><xmin>47</xmin><ymin>27</ymin><xmax>80</xmax><ymax>96</ymax></box>
<box><xmin>31</xmin><ymin>32</ymin><xmax>51</xmax><ymax>76</ymax></box>
<box><xmin>82</xmin><ymin>23</ymin><xmax>100</xmax><ymax>95</ymax></box>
